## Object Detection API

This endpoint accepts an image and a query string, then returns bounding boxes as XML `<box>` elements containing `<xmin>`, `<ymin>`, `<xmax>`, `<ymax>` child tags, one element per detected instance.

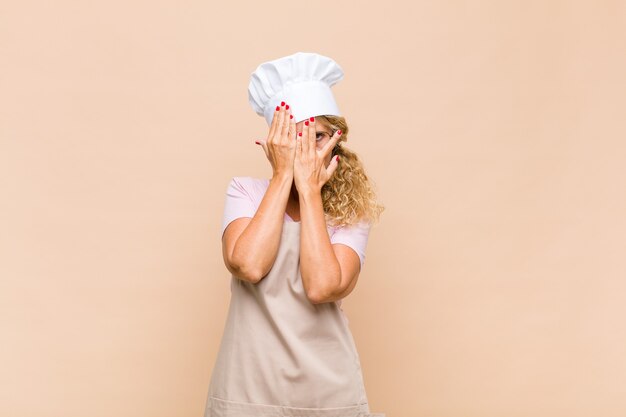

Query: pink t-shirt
<box><xmin>220</xmin><ymin>176</ymin><xmax>371</xmax><ymax>269</ymax></box>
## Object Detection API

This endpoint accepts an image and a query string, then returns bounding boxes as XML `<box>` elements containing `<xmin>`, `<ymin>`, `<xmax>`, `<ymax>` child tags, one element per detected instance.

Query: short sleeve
<box><xmin>330</xmin><ymin>220</ymin><xmax>372</xmax><ymax>269</ymax></box>
<box><xmin>220</xmin><ymin>177</ymin><xmax>257</xmax><ymax>238</ymax></box>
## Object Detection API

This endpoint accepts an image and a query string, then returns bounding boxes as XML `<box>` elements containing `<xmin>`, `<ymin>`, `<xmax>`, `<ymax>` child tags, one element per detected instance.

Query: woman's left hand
<box><xmin>294</xmin><ymin>117</ymin><xmax>342</xmax><ymax>195</ymax></box>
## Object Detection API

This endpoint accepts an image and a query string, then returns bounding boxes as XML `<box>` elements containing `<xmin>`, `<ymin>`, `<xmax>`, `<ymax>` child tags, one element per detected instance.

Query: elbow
<box><xmin>227</xmin><ymin>255</ymin><xmax>265</xmax><ymax>284</ymax></box>
<box><xmin>235</xmin><ymin>265</ymin><xmax>265</xmax><ymax>284</ymax></box>
<box><xmin>306</xmin><ymin>284</ymin><xmax>338</xmax><ymax>305</ymax></box>
<box><xmin>305</xmin><ymin>268</ymin><xmax>343</xmax><ymax>304</ymax></box>
<box><xmin>306</xmin><ymin>290</ymin><xmax>326</xmax><ymax>305</ymax></box>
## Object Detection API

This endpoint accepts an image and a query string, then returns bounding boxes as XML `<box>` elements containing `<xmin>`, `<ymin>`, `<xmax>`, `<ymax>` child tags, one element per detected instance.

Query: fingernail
<box><xmin>290</xmin><ymin>115</ymin><xmax>293</xmax><ymax>119</ymax></box>
<box><xmin>337</xmin><ymin>130</ymin><xmax>342</xmax><ymax>135</ymax></box>
<box><xmin>276</xmin><ymin>106</ymin><xmax>280</xmax><ymax>111</ymax></box>
<box><xmin>298</xmin><ymin>132</ymin><xmax>302</xmax><ymax>137</ymax></box>
<box><xmin>255</xmin><ymin>141</ymin><xmax>260</xmax><ymax>145</ymax></box>
<box><xmin>305</xmin><ymin>121</ymin><xmax>309</xmax><ymax>126</ymax></box>
<box><xmin>281</xmin><ymin>101</ymin><xmax>285</xmax><ymax>106</ymax></box>
<box><xmin>310</xmin><ymin>117</ymin><xmax>315</xmax><ymax>122</ymax></box>
<box><xmin>286</xmin><ymin>104</ymin><xmax>290</xmax><ymax>110</ymax></box>
<box><xmin>336</xmin><ymin>155</ymin><xmax>340</xmax><ymax>162</ymax></box>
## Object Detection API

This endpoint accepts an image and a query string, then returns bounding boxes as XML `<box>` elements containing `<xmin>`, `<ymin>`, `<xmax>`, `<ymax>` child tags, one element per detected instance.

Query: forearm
<box><xmin>231</xmin><ymin>173</ymin><xmax>292</xmax><ymax>282</ymax></box>
<box><xmin>298</xmin><ymin>188</ymin><xmax>341</xmax><ymax>303</ymax></box>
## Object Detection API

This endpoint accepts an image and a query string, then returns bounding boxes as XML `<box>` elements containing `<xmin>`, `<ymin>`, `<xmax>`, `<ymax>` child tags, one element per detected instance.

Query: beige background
<box><xmin>1</xmin><ymin>1</ymin><xmax>625</xmax><ymax>416</ymax></box>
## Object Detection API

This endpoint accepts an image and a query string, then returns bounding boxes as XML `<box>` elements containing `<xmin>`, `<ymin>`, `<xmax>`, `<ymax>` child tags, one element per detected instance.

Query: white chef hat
<box><xmin>248</xmin><ymin>51</ymin><xmax>344</xmax><ymax>125</ymax></box>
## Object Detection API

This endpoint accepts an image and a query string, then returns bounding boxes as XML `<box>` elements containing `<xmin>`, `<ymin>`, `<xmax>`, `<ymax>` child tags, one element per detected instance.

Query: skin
<box><xmin>221</xmin><ymin>102</ymin><xmax>362</xmax><ymax>304</ymax></box>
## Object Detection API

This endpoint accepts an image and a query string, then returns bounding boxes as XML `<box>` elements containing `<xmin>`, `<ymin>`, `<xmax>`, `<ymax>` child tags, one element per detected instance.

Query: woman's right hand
<box><xmin>255</xmin><ymin>102</ymin><xmax>296</xmax><ymax>178</ymax></box>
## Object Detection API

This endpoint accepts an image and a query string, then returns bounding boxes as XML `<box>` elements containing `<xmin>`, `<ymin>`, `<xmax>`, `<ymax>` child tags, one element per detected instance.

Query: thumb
<box><xmin>255</xmin><ymin>139</ymin><xmax>268</xmax><ymax>156</ymax></box>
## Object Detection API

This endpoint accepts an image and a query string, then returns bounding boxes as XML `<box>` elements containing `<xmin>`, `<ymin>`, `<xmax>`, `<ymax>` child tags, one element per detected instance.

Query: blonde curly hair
<box><xmin>316</xmin><ymin>115</ymin><xmax>385</xmax><ymax>228</ymax></box>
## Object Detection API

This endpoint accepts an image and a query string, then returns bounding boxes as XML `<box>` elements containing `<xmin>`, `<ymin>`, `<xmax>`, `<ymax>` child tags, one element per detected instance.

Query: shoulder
<box><xmin>329</xmin><ymin>218</ymin><xmax>372</xmax><ymax>235</ymax></box>
<box><xmin>227</xmin><ymin>175</ymin><xmax>267</xmax><ymax>188</ymax></box>
<box><xmin>329</xmin><ymin>219</ymin><xmax>372</xmax><ymax>247</ymax></box>
<box><xmin>329</xmin><ymin>219</ymin><xmax>372</xmax><ymax>268</ymax></box>
<box><xmin>226</xmin><ymin>176</ymin><xmax>270</xmax><ymax>196</ymax></box>
<box><xmin>220</xmin><ymin>177</ymin><xmax>270</xmax><ymax>237</ymax></box>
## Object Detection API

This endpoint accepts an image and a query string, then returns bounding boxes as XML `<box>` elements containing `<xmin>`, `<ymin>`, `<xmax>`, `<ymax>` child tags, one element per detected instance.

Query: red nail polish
<box><xmin>337</xmin><ymin>130</ymin><xmax>342</xmax><ymax>135</ymax></box>
<box><xmin>281</xmin><ymin>101</ymin><xmax>285</xmax><ymax>106</ymax></box>
<box><xmin>305</xmin><ymin>121</ymin><xmax>309</xmax><ymax>126</ymax></box>
<box><xmin>336</xmin><ymin>155</ymin><xmax>340</xmax><ymax>162</ymax></box>
<box><xmin>276</xmin><ymin>106</ymin><xmax>280</xmax><ymax>111</ymax></box>
<box><xmin>298</xmin><ymin>132</ymin><xmax>302</xmax><ymax>137</ymax></box>
<box><xmin>290</xmin><ymin>115</ymin><xmax>293</xmax><ymax>119</ymax></box>
<box><xmin>255</xmin><ymin>141</ymin><xmax>260</xmax><ymax>144</ymax></box>
<box><xmin>310</xmin><ymin>117</ymin><xmax>315</xmax><ymax>122</ymax></box>
<box><xmin>285</xmin><ymin>104</ymin><xmax>290</xmax><ymax>110</ymax></box>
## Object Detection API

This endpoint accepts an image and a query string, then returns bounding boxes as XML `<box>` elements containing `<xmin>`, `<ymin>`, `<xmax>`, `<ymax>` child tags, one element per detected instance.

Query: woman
<box><xmin>204</xmin><ymin>52</ymin><xmax>385</xmax><ymax>417</ymax></box>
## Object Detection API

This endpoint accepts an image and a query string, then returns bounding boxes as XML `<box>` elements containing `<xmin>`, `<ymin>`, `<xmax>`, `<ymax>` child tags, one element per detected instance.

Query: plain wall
<box><xmin>1</xmin><ymin>1</ymin><xmax>625</xmax><ymax>416</ymax></box>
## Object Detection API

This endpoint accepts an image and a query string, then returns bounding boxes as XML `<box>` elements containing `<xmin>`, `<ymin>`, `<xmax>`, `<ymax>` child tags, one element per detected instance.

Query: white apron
<box><xmin>204</xmin><ymin>220</ymin><xmax>386</xmax><ymax>417</ymax></box>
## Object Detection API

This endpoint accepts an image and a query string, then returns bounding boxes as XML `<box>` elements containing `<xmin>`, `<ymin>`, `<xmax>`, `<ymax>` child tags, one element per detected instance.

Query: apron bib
<box><xmin>205</xmin><ymin>220</ymin><xmax>385</xmax><ymax>417</ymax></box>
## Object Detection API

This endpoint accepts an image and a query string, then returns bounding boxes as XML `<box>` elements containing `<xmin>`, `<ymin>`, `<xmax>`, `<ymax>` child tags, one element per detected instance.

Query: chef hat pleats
<box><xmin>248</xmin><ymin>52</ymin><xmax>344</xmax><ymax>125</ymax></box>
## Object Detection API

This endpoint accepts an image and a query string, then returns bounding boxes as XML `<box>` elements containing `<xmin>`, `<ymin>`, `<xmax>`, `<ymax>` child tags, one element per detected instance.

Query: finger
<box><xmin>287</xmin><ymin>111</ymin><xmax>296</xmax><ymax>142</ymax></box>
<box><xmin>302</xmin><ymin>118</ymin><xmax>311</xmax><ymax>155</ymax></box>
<box><xmin>273</xmin><ymin>102</ymin><xmax>286</xmax><ymax>142</ymax></box>
<box><xmin>307</xmin><ymin>117</ymin><xmax>317</xmax><ymax>156</ymax></box>
<box><xmin>326</xmin><ymin>154</ymin><xmax>340</xmax><ymax>179</ymax></box>
<box><xmin>299</xmin><ymin>120</ymin><xmax>309</xmax><ymax>158</ymax></box>
<box><xmin>296</xmin><ymin>130</ymin><xmax>303</xmax><ymax>157</ymax></box>
<box><xmin>267</xmin><ymin>106</ymin><xmax>280</xmax><ymax>142</ymax></box>
<box><xmin>280</xmin><ymin>103</ymin><xmax>291</xmax><ymax>141</ymax></box>
<box><xmin>310</xmin><ymin>119</ymin><xmax>317</xmax><ymax>155</ymax></box>
<box><xmin>321</xmin><ymin>129</ymin><xmax>342</xmax><ymax>157</ymax></box>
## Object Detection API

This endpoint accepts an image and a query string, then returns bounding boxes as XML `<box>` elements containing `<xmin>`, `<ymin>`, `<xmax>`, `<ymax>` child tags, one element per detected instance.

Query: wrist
<box><xmin>271</xmin><ymin>170</ymin><xmax>293</xmax><ymax>184</ymax></box>
<box><xmin>298</xmin><ymin>185</ymin><xmax>321</xmax><ymax>202</ymax></box>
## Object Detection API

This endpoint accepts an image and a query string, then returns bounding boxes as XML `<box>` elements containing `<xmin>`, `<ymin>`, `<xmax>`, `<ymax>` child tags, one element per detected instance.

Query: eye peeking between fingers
<box><xmin>316</xmin><ymin>131</ymin><xmax>332</xmax><ymax>142</ymax></box>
